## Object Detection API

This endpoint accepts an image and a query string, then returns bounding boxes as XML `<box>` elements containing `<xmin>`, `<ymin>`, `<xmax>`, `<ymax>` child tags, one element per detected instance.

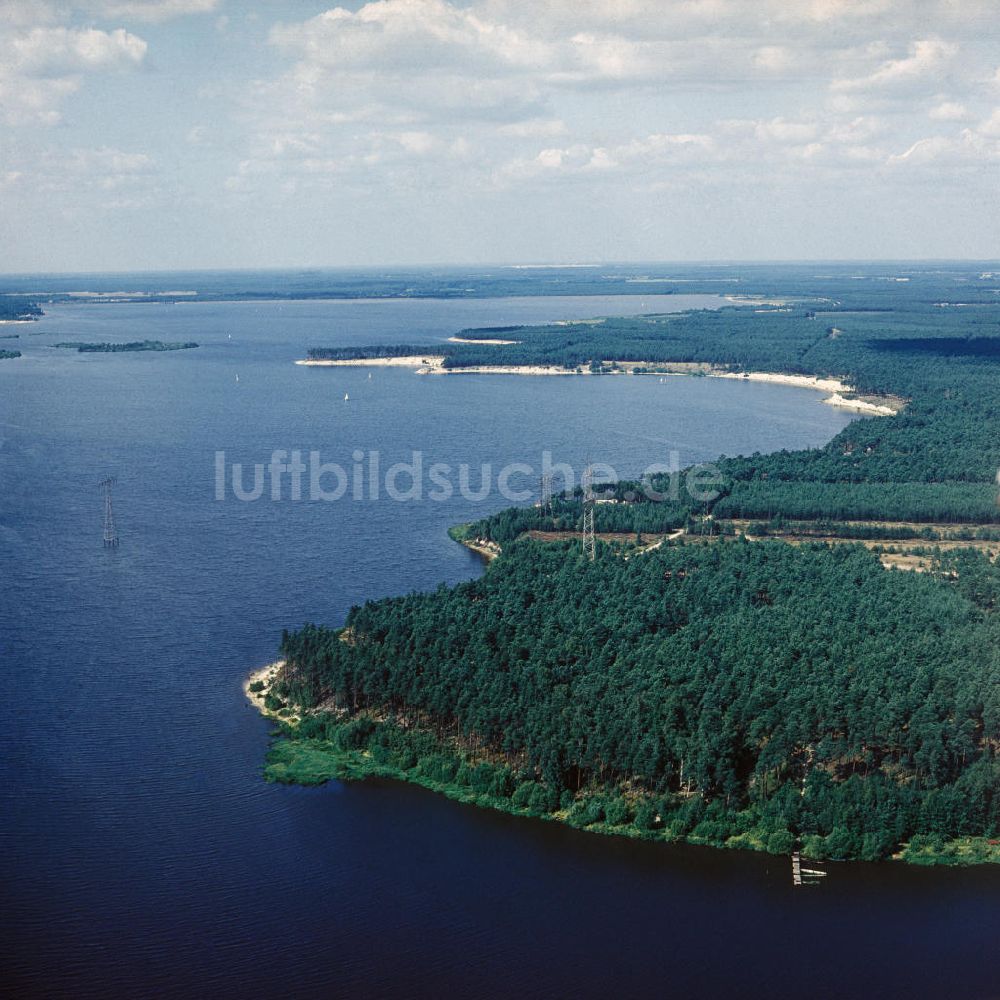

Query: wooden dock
<box><xmin>792</xmin><ymin>851</ymin><xmax>827</xmax><ymax>886</ymax></box>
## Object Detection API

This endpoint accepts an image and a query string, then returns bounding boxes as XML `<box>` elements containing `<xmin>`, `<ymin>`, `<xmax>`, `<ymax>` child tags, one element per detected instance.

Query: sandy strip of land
<box><xmin>424</xmin><ymin>364</ymin><xmax>584</xmax><ymax>376</ymax></box>
<box><xmin>820</xmin><ymin>392</ymin><xmax>898</xmax><ymax>416</ymax></box>
<box><xmin>296</xmin><ymin>356</ymin><xmax>445</xmax><ymax>368</ymax></box>
<box><xmin>447</xmin><ymin>336</ymin><xmax>520</xmax><ymax>345</ymax></box>
<box><xmin>294</xmin><ymin>355</ymin><xmax>903</xmax><ymax>412</ymax></box>
<box><xmin>707</xmin><ymin>371</ymin><xmax>903</xmax><ymax>414</ymax></box>
<box><xmin>724</xmin><ymin>296</ymin><xmax>790</xmax><ymax>306</ymax></box>
<box><xmin>709</xmin><ymin>370</ymin><xmax>849</xmax><ymax>394</ymax></box>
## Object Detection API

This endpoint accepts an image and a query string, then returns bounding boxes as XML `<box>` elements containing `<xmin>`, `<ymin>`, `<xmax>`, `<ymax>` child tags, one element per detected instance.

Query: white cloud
<box><xmin>886</xmin><ymin>122</ymin><xmax>1000</xmax><ymax>169</ymax></box>
<box><xmin>12</xmin><ymin>26</ymin><xmax>146</xmax><ymax>74</ymax></box>
<box><xmin>0</xmin><ymin>24</ymin><xmax>147</xmax><ymax>124</ymax></box>
<box><xmin>495</xmin><ymin>132</ymin><xmax>715</xmax><ymax>185</ymax></box>
<box><xmin>832</xmin><ymin>38</ymin><xmax>957</xmax><ymax>94</ymax></box>
<box><xmin>979</xmin><ymin>108</ymin><xmax>1000</xmax><ymax>137</ymax></box>
<box><xmin>0</xmin><ymin>144</ymin><xmax>158</xmax><ymax>209</ymax></box>
<box><xmin>498</xmin><ymin>119</ymin><xmax>568</xmax><ymax>138</ymax></box>
<box><xmin>929</xmin><ymin>100</ymin><xmax>971</xmax><ymax>121</ymax></box>
<box><xmin>753</xmin><ymin>118</ymin><xmax>821</xmax><ymax>144</ymax></box>
<box><xmin>270</xmin><ymin>0</ymin><xmax>550</xmax><ymax>76</ymax></box>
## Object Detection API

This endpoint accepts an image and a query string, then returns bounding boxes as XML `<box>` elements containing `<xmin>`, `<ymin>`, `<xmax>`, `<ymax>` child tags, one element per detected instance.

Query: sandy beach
<box><xmin>820</xmin><ymin>392</ymin><xmax>898</xmax><ymax>416</ymax></box>
<box><xmin>244</xmin><ymin>661</ymin><xmax>299</xmax><ymax>722</ymax></box>
<box><xmin>295</xmin><ymin>355</ymin><xmax>904</xmax><ymax>412</ymax></box>
<box><xmin>706</xmin><ymin>371</ymin><xmax>903</xmax><ymax>414</ymax></box>
<box><xmin>460</xmin><ymin>538</ymin><xmax>502</xmax><ymax>561</ymax></box>
<box><xmin>297</xmin><ymin>355</ymin><xmax>446</xmax><ymax>368</ymax></box>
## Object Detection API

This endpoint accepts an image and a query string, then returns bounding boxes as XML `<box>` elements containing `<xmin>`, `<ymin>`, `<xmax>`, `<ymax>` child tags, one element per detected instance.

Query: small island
<box><xmin>0</xmin><ymin>349</ymin><xmax>21</xmax><ymax>360</ymax></box>
<box><xmin>55</xmin><ymin>340</ymin><xmax>199</xmax><ymax>353</ymax></box>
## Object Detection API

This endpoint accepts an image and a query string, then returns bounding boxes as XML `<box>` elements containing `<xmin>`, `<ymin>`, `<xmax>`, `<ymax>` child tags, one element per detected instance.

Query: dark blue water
<box><xmin>3</xmin><ymin>294</ymin><xmax>999</xmax><ymax>999</ymax></box>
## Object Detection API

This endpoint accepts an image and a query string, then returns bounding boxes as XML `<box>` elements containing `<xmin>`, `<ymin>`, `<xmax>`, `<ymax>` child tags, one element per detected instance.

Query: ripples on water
<box><xmin>2</xmin><ymin>294</ymin><xmax>999</xmax><ymax>999</ymax></box>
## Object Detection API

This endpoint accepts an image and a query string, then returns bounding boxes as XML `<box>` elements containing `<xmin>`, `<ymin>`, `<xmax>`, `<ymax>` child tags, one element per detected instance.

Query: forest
<box><xmin>272</xmin><ymin>539</ymin><xmax>1000</xmax><ymax>862</ymax></box>
<box><xmin>54</xmin><ymin>340</ymin><xmax>199</xmax><ymax>352</ymax></box>
<box><xmin>0</xmin><ymin>296</ymin><xmax>42</xmax><ymax>322</ymax></box>
<box><xmin>268</xmin><ymin>265</ymin><xmax>1000</xmax><ymax>863</ymax></box>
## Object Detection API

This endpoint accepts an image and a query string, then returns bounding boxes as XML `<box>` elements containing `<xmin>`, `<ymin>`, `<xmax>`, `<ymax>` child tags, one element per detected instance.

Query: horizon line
<box><xmin>1</xmin><ymin>257</ymin><xmax>1000</xmax><ymax>280</ymax></box>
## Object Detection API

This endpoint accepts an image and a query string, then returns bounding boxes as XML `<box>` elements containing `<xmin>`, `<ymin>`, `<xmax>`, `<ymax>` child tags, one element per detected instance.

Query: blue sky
<box><xmin>2</xmin><ymin>0</ymin><xmax>999</xmax><ymax>271</ymax></box>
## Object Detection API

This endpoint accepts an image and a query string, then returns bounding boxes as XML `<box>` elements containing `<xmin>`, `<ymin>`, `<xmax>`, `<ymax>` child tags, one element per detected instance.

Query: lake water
<box><xmin>2</xmin><ymin>292</ymin><xmax>999</xmax><ymax>999</ymax></box>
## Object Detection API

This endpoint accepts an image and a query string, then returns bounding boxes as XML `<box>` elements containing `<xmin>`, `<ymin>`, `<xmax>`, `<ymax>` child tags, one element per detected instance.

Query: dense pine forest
<box><xmin>267</xmin><ymin>265</ymin><xmax>1000</xmax><ymax>864</ymax></box>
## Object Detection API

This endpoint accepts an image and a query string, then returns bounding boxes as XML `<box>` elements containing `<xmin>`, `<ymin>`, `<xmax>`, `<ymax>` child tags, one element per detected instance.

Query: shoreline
<box><xmin>446</xmin><ymin>336</ymin><xmax>520</xmax><ymax>345</ymax></box>
<box><xmin>296</xmin><ymin>355</ymin><xmax>445</xmax><ymax>368</ymax></box>
<box><xmin>247</xmin><ymin>659</ymin><xmax>997</xmax><ymax>866</ymax></box>
<box><xmin>295</xmin><ymin>356</ymin><xmax>904</xmax><ymax>413</ymax></box>
<box><xmin>459</xmin><ymin>537</ymin><xmax>501</xmax><ymax>561</ymax></box>
<box><xmin>244</xmin><ymin>661</ymin><xmax>300</xmax><ymax>723</ymax></box>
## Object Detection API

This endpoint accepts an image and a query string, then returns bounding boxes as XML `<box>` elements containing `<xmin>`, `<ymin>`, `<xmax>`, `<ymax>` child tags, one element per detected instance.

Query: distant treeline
<box><xmin>456</xmin><ymin>325</ymin><xmax>528</xmax><ymax>337</ymax></box>
<box><xmin>0</xmin><ymin>297</ymin><xmax>42</xmax><ymax>322</ymax></box>
<box><xmin>713</xmin><ymin>481</ymin><xmax>1000</xmax><ymax>524</ymax></box>
<box><xmin>55</xmin><ymin>340</ymin><xmax>199</xmax><ymax>352</ymax></box>
<box><xmin>308</xmin><ymin>345</ymin><xmax>437</xmax><ymax>360</ymax></box>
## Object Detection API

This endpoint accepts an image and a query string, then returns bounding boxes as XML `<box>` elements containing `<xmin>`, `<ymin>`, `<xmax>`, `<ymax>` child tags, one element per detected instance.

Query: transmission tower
<box><xmin>98</xmin><ymin>477</ymin><xmax>119</xmax><ymax>547</ymax></box>
<box><xmin>540</xmin><ymin>473</ymin><xmax>553</xmax><ymax>516</ymax></box>
<box><xmin>581</xmin><ymin>462</ymin><xmax>596</xmax><ymax>561</ymax></box>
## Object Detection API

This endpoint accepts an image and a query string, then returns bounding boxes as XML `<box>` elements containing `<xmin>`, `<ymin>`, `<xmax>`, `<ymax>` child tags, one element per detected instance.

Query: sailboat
<box><xmin>344</xmin><ymin>392</ymin><xmax>349</xmax><ymax>401</ymax></box>
<box><xmin>368</xmin><ymin>372</ymin><xmax>372</xmax><ymax>379</ymax></box>
<box><xmin>235</xmin><ymin>374</ymin><xmax>240</xmax><ymax>383</ymax></box>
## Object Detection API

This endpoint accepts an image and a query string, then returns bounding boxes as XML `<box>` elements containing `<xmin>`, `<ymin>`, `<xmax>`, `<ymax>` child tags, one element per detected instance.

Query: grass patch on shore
<box><xmin>898</xmin><ymin>836</ymin><xmax>1000</xmax><ymax>865</ymax></box>
<box><xmin>260</xmin><ymin>711</ymin><xmax>985</xmax><ymax>865</ymax></box>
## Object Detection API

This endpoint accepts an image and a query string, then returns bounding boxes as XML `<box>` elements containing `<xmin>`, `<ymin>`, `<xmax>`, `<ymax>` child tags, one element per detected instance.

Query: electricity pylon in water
<box><xmin>99</xmin><ymin>477</ymin><xmax>119</xmax><ymax>547</ymax></box>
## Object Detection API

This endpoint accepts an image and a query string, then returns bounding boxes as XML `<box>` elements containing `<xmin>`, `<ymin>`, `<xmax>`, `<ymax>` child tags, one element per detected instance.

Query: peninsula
<box><xmin>257</xmin><ymin>278</ymin><xmax>1000</xmax><ymax>866</ymax></box>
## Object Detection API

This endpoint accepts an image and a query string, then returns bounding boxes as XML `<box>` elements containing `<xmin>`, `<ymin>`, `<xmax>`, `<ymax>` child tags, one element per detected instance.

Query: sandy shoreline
<box><xmin>707</xmin><ymin>371</ymin><xmax>902</xmax><ymax>414</ymax></box>
<box><xmin>297</xmin><ymin>355</ymin><xmax>445</xmax><ymax>368</ymax></box>
<box><xmin>295</xmin><ymin>355</ymin><xmax>903</xmax><ymax>412</ymax></box>
<box><xmin>820</xmin><ymin>392</ymin><xmax>898</xmax><ymax>416</ymax></box>
<box><xmin>244</xmin><ymin>661</ymin><xmax>298</xmax><ymax>721</ymax></box>
<box><xmin>447</xmin><ymin>336</ymin><xmax>520</xmax><ymax>345</ymax></box>
<box><xmin>460</xmin><ymin>537</ymin><xmax>502</xmax><ymax>561</ymax></box>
